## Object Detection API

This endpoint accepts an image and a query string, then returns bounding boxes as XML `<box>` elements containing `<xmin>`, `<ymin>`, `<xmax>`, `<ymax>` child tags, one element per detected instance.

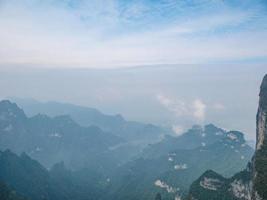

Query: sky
<box><xmin>0</xmin><ymin>0</ymin><xmax>267</xmax><ymax>67</ymax></box>
<box><xmin>0</xmin><ymin>0</ymin><xmax>266</xmax><ymax>140</ymax></box>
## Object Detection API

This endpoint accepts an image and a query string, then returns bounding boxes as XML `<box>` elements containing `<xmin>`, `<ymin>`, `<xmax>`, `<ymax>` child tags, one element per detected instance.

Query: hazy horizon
<box><xmin>1</xmin><ymin>64</ymin><xmax>266</xmax><ymax>140</ymax></box>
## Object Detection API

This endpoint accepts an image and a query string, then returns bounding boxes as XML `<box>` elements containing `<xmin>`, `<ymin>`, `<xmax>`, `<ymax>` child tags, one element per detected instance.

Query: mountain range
<box><xmin>9</xmin><ymin>97</ymin><xmax>170</xmax><ymax>143</ymax></box>
<box><xmin>0</xmin><ymin>88</ymin><xmax>262</xmax><ymax>200</ymax></box>
<box><xmin>0</xmin><ymin>100</ymin><xmax>128</xmax><ymax>173</ymax></box>
<box><xmin>106</xmin><ymin>125</ymin><xmax>253</xmax><ymax>200</ymax></box>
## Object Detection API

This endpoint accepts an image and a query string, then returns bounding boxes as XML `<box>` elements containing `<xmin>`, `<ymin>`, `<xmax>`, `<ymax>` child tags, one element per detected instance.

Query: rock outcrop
<box><xmin>252</xmin><ymin>74</ymin><xmax>267</xmax><ymax>200</ymax></box>
<box><xmin>187</xmin><ymin>165</ymin><xmax>252</xmax><ymax>200</ymax></box>
<box><xmin>255</xmin><ymin>74</ymin><xmax>267</xmax><ymax>150</ymax></box>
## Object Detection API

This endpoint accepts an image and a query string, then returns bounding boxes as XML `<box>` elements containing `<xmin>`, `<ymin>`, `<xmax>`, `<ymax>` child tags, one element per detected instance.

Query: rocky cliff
<box><xmin>255</xmin><ymin>74</ymin><xmax>267</xmax><ymax>150</ymax></box>
<box><xmin>252</xmin><ymin>74</ymin><xmax>267</xmax><ymax>200</ymax></box>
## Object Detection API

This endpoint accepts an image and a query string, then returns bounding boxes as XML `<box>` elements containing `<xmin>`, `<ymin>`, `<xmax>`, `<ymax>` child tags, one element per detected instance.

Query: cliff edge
<box><xmin>252</xmin><ymin>74</ymin><xmax>267</xmax><ymax>200</ymax></box>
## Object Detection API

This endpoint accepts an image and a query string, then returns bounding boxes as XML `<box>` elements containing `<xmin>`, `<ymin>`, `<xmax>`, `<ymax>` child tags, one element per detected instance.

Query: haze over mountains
<box><xmin>1</xmin><ymin>73</ymin><xmax>267</xmax><ymax>200</ymax></box>
<box><xmin>1</xmin><ymin>65</ymin><xmax>266</xmax><ymax>141</ymax></box>
<box><xmin>0</xmin><ymin>97</ymin><xmax>255</xmax><ymax>200</ymax></box>
<box><xmin>0</xmin><ymin>73</ymin><xmax>265</xmax><ymax>200</ymax></box>
<box><xmin>187</xmin><ymin>75</ymin><xmax>267</xmax><ymax>200</ymax></box>
<box><xmin>9</xmin><ymin>97</ymin><xmax>169</xmax><ymax>143</ymax></box>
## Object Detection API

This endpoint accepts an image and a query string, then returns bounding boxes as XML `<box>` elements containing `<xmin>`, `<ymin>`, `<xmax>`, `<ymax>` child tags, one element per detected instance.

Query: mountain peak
<box><xmin>204</xmin><ymin>123</ymin><xmax>219</xmax><ymax>130</ymax></box>
<box><xmin>225</xmin><ymin>131</ymin><xmax>245</xmax><ymax>144</ymax></box>
<box><xmin>0</xmin><ymin>100</ymin><xmax>26</xmax><ymax>120</ymax></box>
<box><xmin>0</xmin><ymin>100</ymin><xmax>20</xmax><ymax>110</ymax></box>
<box><xmin>204</xmin><ymin>124</ymin><xmax>225</xmax><ymax>136</ymax></box>
<box><xmin>2</xmin><ymin>149</ymin><xmax>16</xmax><ymax>156</ymax></box>
<box><xmin>198</xmin><ymin>170</ymin><xmax>225</xmax><ymax>180</ymax></box>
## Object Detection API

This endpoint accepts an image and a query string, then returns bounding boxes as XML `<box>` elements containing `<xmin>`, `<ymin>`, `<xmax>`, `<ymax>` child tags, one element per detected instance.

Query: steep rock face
<box><xmin>256</xmin><ymin>74</ymin><xmax>267</xmax><ymax>150</ymax></box>
<box><xmin>252</xmin><ymin>74</ymin><xmax>267</xmax><ymax>200</ymax></box>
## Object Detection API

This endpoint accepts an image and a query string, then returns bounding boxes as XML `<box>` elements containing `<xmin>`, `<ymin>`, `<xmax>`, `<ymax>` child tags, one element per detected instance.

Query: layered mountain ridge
<box><xmin>187</xmin><ymin>74</ymin><xmax>267</xmax><ymax>200</ymax></box>
<box><xmin>105</xmin><ymin>124</ymin><xmax>253</xmax><ymax>200</ymax></box>
<box><xmin>0</xmin><ymin>100</ymin><xmax>125</xmax><ymax>171</ymax></box>
<box><xmin>9</xmin><ymin>97</ymin><xmax>170</xmax><ymax>143</ymax></box>
<box><xmin>0</xmin><ymin>97</ymin><xmax>258</xmax><ymax>200</ymax></box>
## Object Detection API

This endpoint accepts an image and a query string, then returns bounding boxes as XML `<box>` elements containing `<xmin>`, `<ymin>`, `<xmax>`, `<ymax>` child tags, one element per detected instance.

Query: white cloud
<box><xmin>156</xmin><ymin>94</ymin><xmax>187</xmax><ymax>117</ymax></box>
<box><xmin>193</xmin><ymin>99</ymin><xmax>206</xmax><ymax>121</ymax></box>
<box><xmin>156</xmin><ymin>94</ymin><xmax>206</xmax><ymax>122</ymax></box>
<box><xmin>156</xmin><ymin>94</ymin><xmax>173</xmax><ymax>108</ymax></box>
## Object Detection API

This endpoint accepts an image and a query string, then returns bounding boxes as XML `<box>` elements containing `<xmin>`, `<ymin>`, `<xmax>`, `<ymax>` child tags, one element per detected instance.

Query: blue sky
<box><xmin>0</xmin><ymin>0</ymin><xmax>267</xmax><ymax>68</ymax></box>
<box><xmin>0</xmin><ymin>1</ymin><xmax>266</xmax><ymax>140</ymax></box>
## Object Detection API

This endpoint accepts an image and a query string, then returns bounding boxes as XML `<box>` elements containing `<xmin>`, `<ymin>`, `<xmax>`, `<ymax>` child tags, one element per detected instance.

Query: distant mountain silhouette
<box><xmin>0</xmin><ymin>100</ymin><xmax>127</xmax><ymax>172</ymax></box>
<box><xmin>10</xmin><ymin>97</ymin><xmax>171</xmax><ymax>142</ymax></box>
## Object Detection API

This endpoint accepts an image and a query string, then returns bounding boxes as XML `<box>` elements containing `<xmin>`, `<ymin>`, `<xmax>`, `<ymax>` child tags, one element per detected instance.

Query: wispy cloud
<box><xmin>0</xmin><ymin>0</ymin><xmax>266</xmax><ymax>67</ymax></box>
<box><xmin>156</xmin><ymin>94</ymin><xmax>206</xmax><ymax>122</ymax></box>
<box><xmin>156</xmin><ymin>94</ymin><xmax>188</xmax><ymax>117</ymax></box>
<box><xmin>192</xmin><ymin>99</ymin><xmax>206</xmax><ymax>121</ymax></box>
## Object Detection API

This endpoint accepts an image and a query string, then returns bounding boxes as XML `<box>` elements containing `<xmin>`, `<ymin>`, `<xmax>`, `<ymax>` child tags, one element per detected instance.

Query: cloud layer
<box><xmin>0</xmin><ymin>0</ymin><xmax>267</xmax><ymax>68</ymax></box>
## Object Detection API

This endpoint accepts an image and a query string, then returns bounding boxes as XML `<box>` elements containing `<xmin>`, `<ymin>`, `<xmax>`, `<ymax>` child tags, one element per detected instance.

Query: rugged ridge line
<box><xmin>252</xmin><ymin>74</ymin><xmax>267</xmax><ymax>200</ymax></box>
